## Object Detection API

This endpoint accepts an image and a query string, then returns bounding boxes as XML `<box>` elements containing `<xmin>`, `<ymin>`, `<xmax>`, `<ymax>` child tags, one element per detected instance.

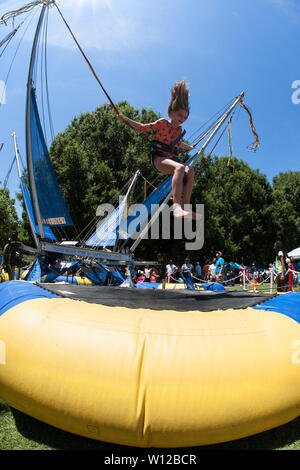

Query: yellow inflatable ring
<box><xmin>0</xmin><ymin>281</ymin><xmax>299</xmax><ymax>447</ymax></box>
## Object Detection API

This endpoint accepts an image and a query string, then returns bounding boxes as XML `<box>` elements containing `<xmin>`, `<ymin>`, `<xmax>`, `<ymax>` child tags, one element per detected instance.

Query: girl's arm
<box><xmin>117</xmin><ymin>113</ymin><xmax>141</xmax><ymax>132</ymax></box>
<box><xmin>118</xmin><ymin>113</ymin><xmax>160</xmax><ymax>134</ymax></box>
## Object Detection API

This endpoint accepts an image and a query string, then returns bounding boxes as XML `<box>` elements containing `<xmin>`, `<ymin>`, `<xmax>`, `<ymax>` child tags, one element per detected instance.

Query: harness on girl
<box><xmin>150</xmin><ymin>129</ymin><xmax>186</xmax><ymax>157</ymax></box>
<box><xmin>149</xmin><ymin>129</ymin><xmax>189</xmax><ymax>183</ymax></box>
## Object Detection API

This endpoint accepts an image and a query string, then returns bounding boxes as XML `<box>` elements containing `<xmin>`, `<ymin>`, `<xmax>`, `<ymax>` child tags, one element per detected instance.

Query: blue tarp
<box><xmin>136</xmin><ymin>282</ymin><xmax>161</xmax><ymax>289</ymax></box>
<box><xmin>200</xmin><ymin>282</ymin><xmax>226</xmax><ymax>291</ymax></box>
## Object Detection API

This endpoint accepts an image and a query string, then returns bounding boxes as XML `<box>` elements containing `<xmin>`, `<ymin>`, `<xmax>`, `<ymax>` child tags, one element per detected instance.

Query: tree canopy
<box><xmin>0</xmin><ymin>188</ymin><xmax>19</xmax><ymax>249</ymax></box>
<box><xmin>271</xmin><ymin>171</ymin><xmax>300</xmax><ymax>250</ymax></box>
<box><xmin>191</xmin><ymin>156</ymin><xmax>277</xmax><ymax>265</ymax></box>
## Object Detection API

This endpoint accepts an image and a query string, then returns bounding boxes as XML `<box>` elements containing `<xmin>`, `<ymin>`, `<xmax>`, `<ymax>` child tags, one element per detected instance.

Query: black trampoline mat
<box><xmin>38</xmin><ymin>284</ymin><xmax>277</xmax><ymax>312</ymax></box>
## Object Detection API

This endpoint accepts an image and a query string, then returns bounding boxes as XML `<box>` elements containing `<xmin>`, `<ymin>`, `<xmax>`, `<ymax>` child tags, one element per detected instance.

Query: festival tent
<box><xmin>288</xmin><ymin>247</ymin><xmax>300</xmax><ymax>261</ymax></box>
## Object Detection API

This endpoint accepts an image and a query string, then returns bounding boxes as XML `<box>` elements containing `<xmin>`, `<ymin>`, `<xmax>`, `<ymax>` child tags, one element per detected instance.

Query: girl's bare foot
<box><xmin>173</xmin><ymin>204</ymin><xmax>202</xmax><ymax>220</ymax></box>
<box><xmin>173</xmin><ymin>203</ymin><xmax>190</xmax><ymax>218</ymax></box>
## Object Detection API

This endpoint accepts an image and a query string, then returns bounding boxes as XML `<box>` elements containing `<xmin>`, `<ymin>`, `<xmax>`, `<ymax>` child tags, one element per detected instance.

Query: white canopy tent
<box><xmin>288</xmin><ymin>247</ymin><xmax>300</xmax><ymax>261</ymax></box>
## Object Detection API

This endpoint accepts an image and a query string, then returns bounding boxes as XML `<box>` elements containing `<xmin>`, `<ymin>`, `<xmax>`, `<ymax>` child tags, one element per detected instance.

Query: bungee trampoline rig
<box><xmin>0</xmin><ymin>1</ymin><xmax>299</xmax><ymax>448</ymax></box>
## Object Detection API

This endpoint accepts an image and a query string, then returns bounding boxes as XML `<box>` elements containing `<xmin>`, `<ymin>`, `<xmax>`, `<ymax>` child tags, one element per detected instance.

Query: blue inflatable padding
<box><xmin>201</xmin><ymin>282</ymin><xmax>226</xmax><ymax>291</ymax></box>
<box><xmin>26</xmin><ymin>258</ymin><xmax>42</xmax><ymax>282</ymax></box>
<box><xmin>136</xmin><ymin>282</ymin><xmax>162</xmax><ymax>289</ymax></box>
<box><xmin>43</xmin><ymin>275</ymin><xmax>79</xmax><ymax>284</ymax></box>
<box><xmin>253</xmin><ymin>292</ymin><xmax>300</xmax><ymax>324</ymax></box>
<box><xmin>0</xmin><ymin>281</ymin><xmax>59</xmax><ymax>317</ymax></box>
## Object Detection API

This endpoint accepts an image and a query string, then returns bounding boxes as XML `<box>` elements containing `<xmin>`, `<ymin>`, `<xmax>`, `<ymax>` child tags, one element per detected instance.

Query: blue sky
<box><xmin>0</xmin><ymin>0</ymin><xmax>300</xmax><ymax>218</ymax></box>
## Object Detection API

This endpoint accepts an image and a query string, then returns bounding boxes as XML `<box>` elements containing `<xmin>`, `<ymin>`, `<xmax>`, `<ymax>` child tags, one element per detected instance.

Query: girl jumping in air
<box><xmin>117</xmin><ymin>79</ymin><xmax>200</xmax><ymax>219</ymax></box>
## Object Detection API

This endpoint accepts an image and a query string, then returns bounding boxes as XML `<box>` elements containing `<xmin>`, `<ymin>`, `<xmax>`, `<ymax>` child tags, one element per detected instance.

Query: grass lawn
<box><xmin>226</xmin><ymin>282</ymin><xmax>273</xmax><ymax>293</ymax></box>
<box><xmin>1</xmin><ymin>398</ymin><xmax>299</xmax><ymax>451</ymax></box>
<box><xmin>226</xmin><ymin>280</ymin><xmax>300</xmax><ymax>294</ymax></box>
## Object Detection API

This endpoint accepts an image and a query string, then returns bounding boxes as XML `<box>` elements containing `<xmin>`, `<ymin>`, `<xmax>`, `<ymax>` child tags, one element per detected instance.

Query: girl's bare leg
<box><xmin>182</xmin><ymin>166</ymin><xmax>194</xmax><ymax>205</ymax></box>
<box><xmin>153</xmin><ymin>157</ymin><xmax>191</xmax><ymax>218</ymax></box>
<box><xmin>181</xmin><ymin>166</ymin><xmax>202</xmax><ymax>220</ymax></box>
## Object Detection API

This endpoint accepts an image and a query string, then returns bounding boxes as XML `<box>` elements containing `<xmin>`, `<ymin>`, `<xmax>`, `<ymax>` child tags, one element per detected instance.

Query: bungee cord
<box><xmin>53</xmin><ymin>2</ymin><xmax>120</xmax><ymax>116</ymax></box>
<box><xmin>0</xmin><ymin>25</ymin><xmax>22</xmax><ymax>55</ymax></box>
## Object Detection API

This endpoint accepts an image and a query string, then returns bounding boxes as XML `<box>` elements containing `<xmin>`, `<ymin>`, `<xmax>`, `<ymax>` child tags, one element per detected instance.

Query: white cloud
<box><xmin>0</xmin><ymin>0</ymin><xmax>168</xmax><ymax>52</ymax></box>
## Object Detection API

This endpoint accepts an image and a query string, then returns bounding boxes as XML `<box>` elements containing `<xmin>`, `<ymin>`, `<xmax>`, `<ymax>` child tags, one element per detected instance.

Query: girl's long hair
<box><xmin>168</xmin><ymin>79</ymin><xmax>190</xmax><ymax>116</ymax></box>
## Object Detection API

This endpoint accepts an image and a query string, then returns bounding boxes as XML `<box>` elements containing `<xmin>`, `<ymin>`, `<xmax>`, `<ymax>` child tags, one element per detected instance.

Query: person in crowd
<box><xmin>202</xmin><ymin>261</ymin><xmax>210</xmax><ymax>281</ymax></box>
<box><xmin>209</xmin><ymin>258</ymin><xmax>216</xmax><ymax>282</ymax></box>
<box><xmin>253</xmin><ymin>268</ymin><xmax>259</xmax><ymax>291</ymax></box>
<box><xmin>268</xmin><ymin>263</ymin><xmax>275</xmax><ymax>279</ymax></box>
<box><xmin>194</xmin><ymin>261</ymin><xmax>202</xmax><ymax>278</ymax></box>
<box><xmin>144</xmin><ymin>265</ymin><xmax>151</xmax><ymax>282</ymax></box>
<box><xmin>166</xmin><ymin>260</ymin><xmax>178</xmax><ymax>283</ymax></box>
<box><xmin>273</xmin><ymin>240</ymin><xmax>286</xmax><ymax>293</ymax></box>
<box><xmin>239</xmin><ymin>263</ymin><xmax>245</xmax><ymax>285</ymax></box>
<box><xmin>137</xmin><ymin>270</ymin><xmax>146</xmax><ymax>283</ymax></box>
<box><xmin>215</xmin><ymin>251</ymin><xmax>225</xmax><ymax>282</ymax></box>
<box><xmin>150</xmin><ymin>267</ymin><xmax>160</xmax><ymax>282</ymax></box>
<box><xmin>181</xmin><ymin>258</ymin><xmax>194</xmax><ymax>274</ymax></box>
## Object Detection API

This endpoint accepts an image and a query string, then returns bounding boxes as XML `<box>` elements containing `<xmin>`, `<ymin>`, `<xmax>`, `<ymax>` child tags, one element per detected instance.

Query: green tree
<box><xmin>272</xmin><ymin>171</ymin><xmax>300</xmax><ymax>252</ymax></box>
<box><xmin>191</xmin><ymin>156</ymin><xmax>275</xmax><ymax>265</ymax></box>
<box><xmin>15</xmin><ymin>187</ymin><xmax>36</xmax><ymax>246</ymax></box>
<box><xmin>0</xmin><ymin>189</ymin><xmax>19</xmax><ymax>249</ymax></box>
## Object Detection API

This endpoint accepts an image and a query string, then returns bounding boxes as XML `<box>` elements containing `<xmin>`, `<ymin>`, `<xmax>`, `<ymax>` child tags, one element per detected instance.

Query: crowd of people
<box><xmin>118</xmin><ymin>243</ymin><xmax>300</xmax><ymax>293</ymax></box>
